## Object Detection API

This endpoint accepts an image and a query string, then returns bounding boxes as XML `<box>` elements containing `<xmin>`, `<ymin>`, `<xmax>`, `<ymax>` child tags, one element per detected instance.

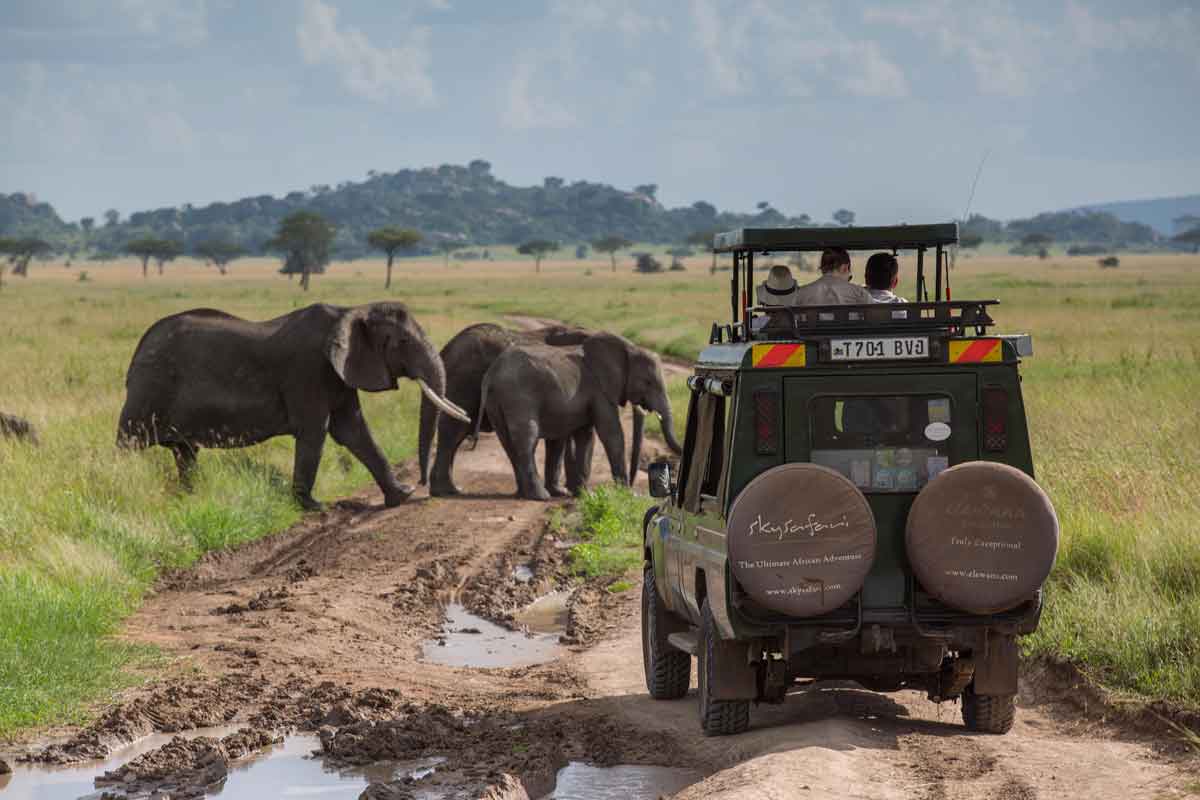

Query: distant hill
<box><xmin>1</xmin><ymin>161</ymin><xmax>810</xmax><ymax>258</ymax></box>
<box><xmin>1076</xmin><ymin>194</ymin><xmax>1200</xmax><ymax>235</ymax></box>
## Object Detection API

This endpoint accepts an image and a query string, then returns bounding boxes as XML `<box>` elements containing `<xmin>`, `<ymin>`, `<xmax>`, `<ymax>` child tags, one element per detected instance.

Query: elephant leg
<box><xmin>592</xmin><ymin>402</ymin><xmax>629</xmax><ymax>485</ymax></box>
<box><xmin>430</xmin><ymin>418</ymin><xmax>469</xmax><ymax>497</ymax></box>
<box><xmin>566</xmin><ymin>428</ymin><xmax>595</xmax><ymax>496</ymax></box>
<box><xmin>544</xmin><ymin>438</ymin><xmax>570</xmax><ymax>498</ymax></box>
<box><xmin>169</xmin><ymin>442</ymin><xmax>199</xmax><ymax>490</ymax></box>
<box><xmin>291</xmin><ymin>426</ymin><xmax>328</xmax><ymax>511</ymax></box>
<box><xmin>509</xmin><ymin>417</ymin><xmax>549</xmax><ymax>501</ymax></box>
<box><xmin>330</xmin><ymin>399</ymin><xmax>414</xmax><ymax>507</ymax></box>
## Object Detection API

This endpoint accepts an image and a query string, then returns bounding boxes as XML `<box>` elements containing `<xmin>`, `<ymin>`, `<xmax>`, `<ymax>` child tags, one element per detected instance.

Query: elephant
<box><xmin>117</xmin><ymin>302</ymin><xmax>470</xmax><ymax>511</ymax></box>
<box><xmin>472</xmin><ymin>332</ymin><xmax>683</xmax><ymax>501</ymax></box>
<box><xmin>418</xmin><ymin>322</ymin><xmax>614</xmax><ymax>497</ymax></box>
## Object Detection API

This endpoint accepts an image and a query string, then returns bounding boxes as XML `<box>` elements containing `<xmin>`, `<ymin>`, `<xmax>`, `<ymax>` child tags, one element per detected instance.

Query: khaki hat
<box><xmin>756</xmin><ymin>264</ymin><xmax>798</xmax><ymax>305</ymax></box>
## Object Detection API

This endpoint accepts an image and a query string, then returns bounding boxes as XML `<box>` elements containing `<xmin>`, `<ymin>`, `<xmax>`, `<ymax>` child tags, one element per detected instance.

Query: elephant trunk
<box><xmin>417</xmin><ymin>391</ymin><xmax>437</xmax><ymax>485</ymax></box>
<box><xmin>658</xmin><ymin>407</ymin><xmax>683</xmax><ymax>455</ymax></box>
<box><xmin>629</xmin><ymin>406</ymin><xmax>644</xmax><ymax>485</ymax></box>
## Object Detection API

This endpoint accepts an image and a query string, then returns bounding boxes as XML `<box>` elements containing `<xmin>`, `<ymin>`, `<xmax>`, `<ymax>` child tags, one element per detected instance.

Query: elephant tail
<box><xmin>417</xmin><ymin>392</ymin><xmax>437</xmax><ymax>484</ymax></box>
<box><xmin>468</xmin><ymin>372</ymin><xmax>490</xmax><ymax>451</ymax></box>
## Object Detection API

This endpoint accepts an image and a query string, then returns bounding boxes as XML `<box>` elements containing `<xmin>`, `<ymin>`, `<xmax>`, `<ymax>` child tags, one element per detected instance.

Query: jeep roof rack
<box><xmin>713</xmin><ymin>222</ymin><xmax>980</xmax><ymax>342</ymax></box>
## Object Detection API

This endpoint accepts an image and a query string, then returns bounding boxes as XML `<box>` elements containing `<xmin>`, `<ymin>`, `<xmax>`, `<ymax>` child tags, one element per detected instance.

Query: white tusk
<box><xmin>417</xmin><ymin>379</ymin><xmax>472</xmax><ymax>425</ymax></box>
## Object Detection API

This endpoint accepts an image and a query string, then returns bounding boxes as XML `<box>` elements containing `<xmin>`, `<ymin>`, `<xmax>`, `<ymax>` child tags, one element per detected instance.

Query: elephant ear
<box><xmin>582</xmin><ymin>333</ymin><xmax>631</xmax><ymax>407</ymax></box>
<box><xmin>327</xmin><ymin>309</ymin><xmax>394</xmax><ymax>392</ymax></box>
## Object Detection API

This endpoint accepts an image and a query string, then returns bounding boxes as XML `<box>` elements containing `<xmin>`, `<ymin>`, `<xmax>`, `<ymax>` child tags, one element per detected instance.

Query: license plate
<box><xmin>830</xmin><ymin>336</ymin><xmax>929</xmax><ymax>361</ymax></box>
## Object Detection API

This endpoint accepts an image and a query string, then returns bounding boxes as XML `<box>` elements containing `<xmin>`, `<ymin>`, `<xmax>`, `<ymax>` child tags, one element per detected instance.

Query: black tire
<box><xmin>698</xmin><ymin>599</ymin><xmax>750</xmax><ymax>736</ymax></box>
<box><xmin>642</xmin><ymin>566</ymin><xmax>691</xmax><ymax>700</ymax></box>
<box><xmin>962</xmin><ymin>685</ymin><xmax>1016</xmax><ymax>734</ymax></box>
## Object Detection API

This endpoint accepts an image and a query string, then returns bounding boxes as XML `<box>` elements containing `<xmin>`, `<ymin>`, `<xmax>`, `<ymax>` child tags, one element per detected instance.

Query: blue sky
<box><xmin>2</xmin><ymin>0</ymin><xmax>1198</xmax><ymax>223</ymax></box>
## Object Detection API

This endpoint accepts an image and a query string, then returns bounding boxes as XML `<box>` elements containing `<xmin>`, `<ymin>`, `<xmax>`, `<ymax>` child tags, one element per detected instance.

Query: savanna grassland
<box><xmin>1</xmin><ymin>249</ymin><xmax>1198</xmax><ymax>738</ymax></box>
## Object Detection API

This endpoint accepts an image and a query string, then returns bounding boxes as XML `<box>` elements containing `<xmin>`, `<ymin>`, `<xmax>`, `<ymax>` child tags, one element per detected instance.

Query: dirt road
<box><xmin>7</xmin><ymin>419</ymin><xmax>1197</xmax><ymax>798</ymax></box>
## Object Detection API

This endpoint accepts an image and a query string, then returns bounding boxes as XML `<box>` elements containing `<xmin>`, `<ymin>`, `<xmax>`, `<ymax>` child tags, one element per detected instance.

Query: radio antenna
<box><xmin>961</xmin><ymin>148</ymin><xmax>990</xmax><ymax>223</ymax></box>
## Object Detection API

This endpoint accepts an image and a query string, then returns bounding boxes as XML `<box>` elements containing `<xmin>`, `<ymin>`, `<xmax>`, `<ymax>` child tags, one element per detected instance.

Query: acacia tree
<box><xmin>153</xmin><ymin>239</ymin><xmax>182</xmax><ymax>275</ymax></box>
<box><xmin>517</xmin><ymin>239</ymin><xmax>559</xmax><ymax>273</ymax></box>
<box><xmin>590</xmin><ymin>235</ymin><xmax>631</xmax><ymax>273</ymax></box>
<box><xmin>125</xmin><ymin>237</ymin><xmax>175</xmax><ymax>278</ymax></box>
<box><xmin>832</xmin><ymin>208</ymin><xmax>856</xmax><ymax>227</ymax></box>
<box><xmin>1</xmin><ymin>237</ymin><xmax>52</xmax><ymax>284</ymax></box>
<box><xmin>193</xmin><ymin>240</ymin><xmax>245</xmax><ymax>275</ymax></box>
<box><xmin>367</xmin><ymin>226</ymin><xmax>422</xmax><ymax>289</ymax></box>
<box><xmin>269</xmin><ymin>211</ymin><xmax>336</xmax><ymax>291</ymax></box>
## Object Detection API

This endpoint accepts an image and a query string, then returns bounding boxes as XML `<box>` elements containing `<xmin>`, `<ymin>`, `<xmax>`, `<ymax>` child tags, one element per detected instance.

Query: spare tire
<box><xmin>907</xmin><ymin>461</ymin><xmax>1058</xmax><ymax>614</ymax></box>
<box><xmin>728</xmin><ymin>463</ymin><xmax>876</xmax><ymax>618</ymax></box>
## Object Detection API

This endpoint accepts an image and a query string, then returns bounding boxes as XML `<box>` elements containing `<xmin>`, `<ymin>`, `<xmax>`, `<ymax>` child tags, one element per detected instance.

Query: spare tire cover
<box><xmin>728</xmin><ymin>463</ymin><xmax>876</xmax><ymax>618</ymax></box>
<box><xmin>907</xmin><ymin>461</ymin><xmax>1058</xmax><ymax>614</ymax></box>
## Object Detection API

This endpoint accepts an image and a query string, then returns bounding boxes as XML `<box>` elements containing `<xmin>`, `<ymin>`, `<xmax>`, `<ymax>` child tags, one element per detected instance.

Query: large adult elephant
<box><xmin>118</xmin><ymin>302</ymin><xmax>470</xmax><ymax>510</ymax></box>
<box><xmin>418</xmin><ymin>322</ymin><xmax>601</xmax><ymax>497</ymax></box>
<box><xmin>473</xmin><ymin>333</ymin><xmax>682</xmax><ymax>501</ymax></box>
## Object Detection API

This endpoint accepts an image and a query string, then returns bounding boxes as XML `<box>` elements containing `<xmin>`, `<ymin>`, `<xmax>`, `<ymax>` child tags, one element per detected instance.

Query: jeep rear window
<box><xmin>809</xmin><ymin>395</ymin><xmax>952</xmax><ymax>493</ymax></box>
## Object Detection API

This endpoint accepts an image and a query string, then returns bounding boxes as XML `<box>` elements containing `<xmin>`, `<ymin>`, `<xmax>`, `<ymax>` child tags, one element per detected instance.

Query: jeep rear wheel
<box><xmin>698</xmin><ymin>599</ymin><xmax>750</xmax><ymax>736</ymax></box>
<box><xmin>962</xmin><ymin>684</ymin><xmax>1016</xmax><ymax>734</ymax></box>
<box><xmin>642</xmin><ymin>566</ymin><xmax>691</xmax><ymax>700</ymax></box>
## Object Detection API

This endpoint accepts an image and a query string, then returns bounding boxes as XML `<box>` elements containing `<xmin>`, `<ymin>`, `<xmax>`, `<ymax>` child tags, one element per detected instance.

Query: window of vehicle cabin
<box><xmin>809</xmin><ymin>395</ymin><xmax>952</xmax><ymax>493</ymax></box>
<box><xmin>681</xmin><ymin>391</ymin><xmax>726</xmax><ymax>512</ymax></box>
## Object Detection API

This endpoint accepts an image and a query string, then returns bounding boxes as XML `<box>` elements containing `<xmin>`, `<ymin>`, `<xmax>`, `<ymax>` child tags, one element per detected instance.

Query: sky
<box><xmin>1</xmin><ymin>0</ymin><xmax>1198</xmax><ymax>224</ymax></box>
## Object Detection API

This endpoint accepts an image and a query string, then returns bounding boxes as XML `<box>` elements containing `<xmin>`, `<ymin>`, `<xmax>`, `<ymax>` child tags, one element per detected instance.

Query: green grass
<box><xmin>568</xmin><ymin>484</ymin><xmax>654</xmax><ymax>579</ymax></box>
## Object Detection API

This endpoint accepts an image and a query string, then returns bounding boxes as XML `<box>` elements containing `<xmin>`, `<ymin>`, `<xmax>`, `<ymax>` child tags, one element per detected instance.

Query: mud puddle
<box><xmin>538</xmin><ymin>762</ymin><xmax>702</xmax><ymax>800</ymax></box>
<box><xmin>514</xmin><ymin>590</ymin><xmax>571</xmax><ymax>634</ymax></box>
<box><xmin>2</xmin><ymin>729</ymin><xmax>446</xmax><ymax>800</ymax></box>
<box><xmin>422</xmin><ymin>603</ymin><xmax>561</xmax><ymax>668</ymax></box>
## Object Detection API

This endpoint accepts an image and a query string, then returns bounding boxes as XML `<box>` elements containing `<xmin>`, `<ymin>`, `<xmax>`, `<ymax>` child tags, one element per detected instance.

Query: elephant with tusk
<box><xmin>118</xmin><ymin>302</ymin><xmax>468</xmax><ymax>510</ymax></box>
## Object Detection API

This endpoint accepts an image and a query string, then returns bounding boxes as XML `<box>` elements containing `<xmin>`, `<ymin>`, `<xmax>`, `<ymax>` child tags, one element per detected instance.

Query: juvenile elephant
<box><xmin>418</xmin><ymin>322</ymin><xmax>603</xmax><ymax>497</ymax></box>
<box><xmin>474</xmin><ymin>333</ymin><xmax>682</xmax><ymax>501</ymax></box>
<box><xmin>118</xmin><ymin>302</ymin><xmax>470</xmax><ymax>510</ymax></box>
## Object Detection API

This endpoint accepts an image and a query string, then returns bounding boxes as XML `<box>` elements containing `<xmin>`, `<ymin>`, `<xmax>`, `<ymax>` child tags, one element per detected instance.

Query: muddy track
<box><xmin>4</xmin><ymin>392</ymin><xmax>1198</xmax><ymax>798</ymax></box>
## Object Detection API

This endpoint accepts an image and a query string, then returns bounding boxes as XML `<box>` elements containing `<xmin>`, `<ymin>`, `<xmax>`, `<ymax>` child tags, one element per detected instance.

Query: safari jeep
<box><xmin>641</xmin><ymin>224</ymin><xmax>1059</xmax><ymax>736</ymax></box>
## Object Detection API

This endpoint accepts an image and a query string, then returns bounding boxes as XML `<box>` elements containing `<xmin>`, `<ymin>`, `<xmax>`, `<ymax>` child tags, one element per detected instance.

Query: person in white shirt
<box><xmin>793</xmin><ymin>248</ymin><xmax>874</xmax><ymax>305</ymax></box>
<box><xmin>755</xmin><ymin>264</ymin><xmax>800</xmax><ymax>306</ymax></box>
<box><xmin>864</xmin><ymin>252</ymin><xmax>908</xmax><ymax>303</ymax></box>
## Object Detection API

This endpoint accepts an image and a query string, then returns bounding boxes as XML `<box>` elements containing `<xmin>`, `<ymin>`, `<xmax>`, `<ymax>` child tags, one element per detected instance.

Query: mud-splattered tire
<box><xmin>642</xmin><ymin>566</ymin><xmax>691</xmax><ymax>700</ymax></box>
<box><xmin>698</xmin><ymin>599</ymin><xmax>750</xmax><ymax>736</ymax></box>
<box><xmin>962</xmin><ymin>686</ymin><xmax>1016</xmax><ymax>734</ymax></box>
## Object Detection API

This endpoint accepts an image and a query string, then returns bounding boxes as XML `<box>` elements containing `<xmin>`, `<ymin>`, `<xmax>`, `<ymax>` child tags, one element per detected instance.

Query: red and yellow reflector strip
<box><xmin>751</xmin><ymin>343</ymin><xmax>806</xmax><ymax>368</ymax></box>
<box><xmin>949</xmin><ymin>338</ymin><xmax>1002</xmax><ymax>363</ymax></box>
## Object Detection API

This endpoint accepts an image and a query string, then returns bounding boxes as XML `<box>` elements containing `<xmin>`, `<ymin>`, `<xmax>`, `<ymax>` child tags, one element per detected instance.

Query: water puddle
<box><xmin>422</xmin><ymin>603</ymin><xmax>561</xmax><ymax>668</ymax></box>
<box><xmin>538</xmin><ymin>762</ymin><xmax>702</xmax><ymax>800</ymax></box>
<box><xmin>0</xmin><ymin>729</ymin><xmax>445</xmax><ymax>800</ymax></box>
<box><xmin>515</xmin><ymin>590</ymin><xmax>571</xmax><ymax>634</ymax></box>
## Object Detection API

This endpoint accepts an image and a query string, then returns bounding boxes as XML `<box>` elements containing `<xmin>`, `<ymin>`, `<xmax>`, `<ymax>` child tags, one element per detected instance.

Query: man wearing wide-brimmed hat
<box><xmin>756</xmin><ymin>264</ymin><xmax>800</xmax><ymax>306</ymax></box>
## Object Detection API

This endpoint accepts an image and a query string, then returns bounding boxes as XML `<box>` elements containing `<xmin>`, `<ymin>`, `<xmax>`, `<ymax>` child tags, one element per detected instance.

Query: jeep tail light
<box><xmin>982</xmin><ymin>387</ymin><xmax>1008</xmax><ymax>451</ymax></box>
<box><xmin>754</xmin><ymin>389</ymin><xmax>779</xmax><ymax>455</ymax></box>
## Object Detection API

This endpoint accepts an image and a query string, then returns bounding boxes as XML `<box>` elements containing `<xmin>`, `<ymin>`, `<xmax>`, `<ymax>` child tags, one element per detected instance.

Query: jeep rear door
<box><xmin>782</xmin><ymin>372</ymin><xmax>979</xmax><ymax>610</ymax></box>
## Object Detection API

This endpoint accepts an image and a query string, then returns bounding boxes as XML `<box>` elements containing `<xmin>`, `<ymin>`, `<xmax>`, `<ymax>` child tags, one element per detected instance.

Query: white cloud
<box><xmin>690</xmin><ymin>0</ymin><xmax>748</xmax><ymax>94</ymax></box>
<box><xmin>0</xmin><ymin>62</ymin><xmax>196</xmax><ymax>162</ymax></box>
<box><xmin>500</xmin><ymin>59</ymin><xmax>578</xmax><ymax>131</ymax></box>
<box><xmin>864</xmin><ymin>1</ymin><xmax>1045</xmax><ymax>96</ymax></box>
<box><xmin>296</xmin><ymin>0</ymin><xmax>435</xmax><ymax>104</ymax></box>
<box><xmin>690</xmin><ymin>1</ymin><xmax>909</xmax><ymax>99</ymax></box>
<box><xmin>1065</xmin><ymin>0</ymin><xmax>1200</xmax><ymax>73</ymax></box>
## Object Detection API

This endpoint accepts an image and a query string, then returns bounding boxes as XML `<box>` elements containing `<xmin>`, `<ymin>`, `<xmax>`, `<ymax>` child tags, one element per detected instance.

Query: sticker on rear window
<box><xmin>927</xmin><ymin>398</ymin><xmax>951</xmax><ymax>424</ymax></box>
<box><xmin>924</xmin><ymin>422</ymin><xmax>951</xmax><ymax>441</ymax></box>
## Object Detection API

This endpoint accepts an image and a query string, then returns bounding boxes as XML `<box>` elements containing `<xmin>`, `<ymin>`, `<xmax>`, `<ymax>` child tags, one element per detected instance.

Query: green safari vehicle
<box><xmin>641</xmin><ymin>223</ymin><xmax>1059</xmax><ymax>736</ymax></box>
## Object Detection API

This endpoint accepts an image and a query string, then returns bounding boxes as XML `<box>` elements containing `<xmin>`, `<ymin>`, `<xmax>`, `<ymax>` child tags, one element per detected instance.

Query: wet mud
<box><xmin>8</xmin><ymin>412</ymin><xmax>1199</xmax><ymax>800</ymax></box>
